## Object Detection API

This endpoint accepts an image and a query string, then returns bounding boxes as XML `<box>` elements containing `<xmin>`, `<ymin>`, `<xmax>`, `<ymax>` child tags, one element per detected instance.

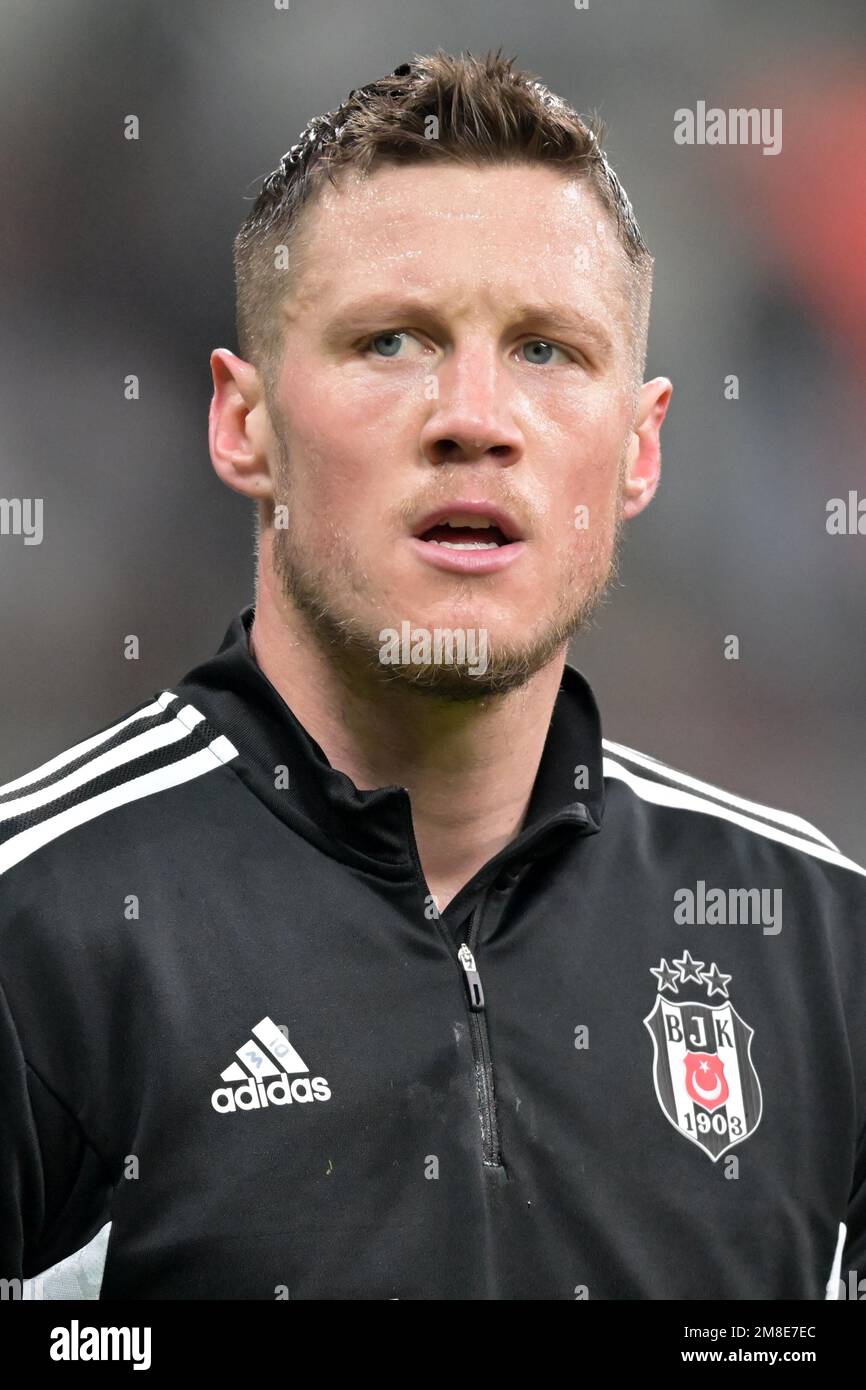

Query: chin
<box><xmin>375</xmin><ymin>657</ymin><xmax>538</xmax><ymax>702</ymax></box>
<box><xmin>371</xmin><ymin>616</ymin><xmax>566</xmax><ymax>702</ymax></box>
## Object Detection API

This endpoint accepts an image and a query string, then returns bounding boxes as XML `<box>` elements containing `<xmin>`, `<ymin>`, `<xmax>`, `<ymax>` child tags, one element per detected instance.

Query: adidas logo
<box><xmin>211</xmin><ymin>1016</ymin><xmax>331</xmax><ymax>1114</ymax></box>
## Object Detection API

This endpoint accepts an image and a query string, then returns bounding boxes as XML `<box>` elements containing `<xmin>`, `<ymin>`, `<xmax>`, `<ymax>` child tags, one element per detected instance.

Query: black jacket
<box><xmin>1</xmin><ymin>605</ymin><xmax>864</xmax><ymax>1299</ymax></box>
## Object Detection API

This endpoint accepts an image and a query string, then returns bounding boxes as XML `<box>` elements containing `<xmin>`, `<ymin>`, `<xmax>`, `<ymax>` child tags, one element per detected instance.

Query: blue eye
<box><xmin>361</xmin><ymin>331</ymin><xmax>573</xmax><ymax>365</ymax></box>
<box><xmin>366</xmin><ymin>330</ymin><xmax>423</xmax><ymax>358</ymax></box>
<box><xmin>370</xmin><ymin>332</ymin><xmax>403</xmax><ymax>357</ymax></box>
<box><xmin>521</xmin><ymin>339</ymin><xmax>569</xmax><ymax>365</ymax></box>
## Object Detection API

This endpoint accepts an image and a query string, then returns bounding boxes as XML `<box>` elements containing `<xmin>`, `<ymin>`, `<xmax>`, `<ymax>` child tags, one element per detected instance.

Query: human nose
<box><xmin>418</xmin><ymin>339</ymin><xmax>524</xmax><ymax>467</ymax></box>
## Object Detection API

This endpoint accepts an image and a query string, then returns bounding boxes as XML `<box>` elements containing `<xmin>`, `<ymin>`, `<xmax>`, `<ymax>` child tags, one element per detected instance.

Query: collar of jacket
<box><xmin>176</xmin><ymin>605</ymin><xmax>605</xmax><ymax>884</ymax></box>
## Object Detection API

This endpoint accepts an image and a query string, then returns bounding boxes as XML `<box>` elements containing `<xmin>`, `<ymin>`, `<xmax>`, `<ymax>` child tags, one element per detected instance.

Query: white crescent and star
<box><xmin>690</xmin><ymin>1064</ymin><xmax>723</xmax><ymax>1102</ymax></box>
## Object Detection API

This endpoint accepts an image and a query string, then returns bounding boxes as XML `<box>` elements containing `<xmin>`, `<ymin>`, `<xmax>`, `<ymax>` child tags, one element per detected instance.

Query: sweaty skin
<box><xmin>208</xmin><ymin>161</ymin><xmax>671</xmax><ymax>909</ymax></box>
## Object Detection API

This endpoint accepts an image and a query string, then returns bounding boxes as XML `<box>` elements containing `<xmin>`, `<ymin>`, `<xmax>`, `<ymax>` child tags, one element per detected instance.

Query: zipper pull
<box><xmin>458</xmin><ymin>942</ymin><xmax>485</xmax><ymax>1010</ymax></box>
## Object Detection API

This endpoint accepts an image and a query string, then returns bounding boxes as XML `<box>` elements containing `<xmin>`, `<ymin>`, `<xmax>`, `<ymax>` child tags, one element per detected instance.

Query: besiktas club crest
<box><xmin>643</xmin><ymin>952</ymin><xmax>762</xmax><ymax>1162</ymax></box>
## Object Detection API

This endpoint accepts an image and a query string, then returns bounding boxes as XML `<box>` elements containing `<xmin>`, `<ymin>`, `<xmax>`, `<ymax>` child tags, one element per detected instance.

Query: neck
<box><xmin>250</xmin><ymin>564</ymin><xmax>567</xmax><ymax>910</ymax></box>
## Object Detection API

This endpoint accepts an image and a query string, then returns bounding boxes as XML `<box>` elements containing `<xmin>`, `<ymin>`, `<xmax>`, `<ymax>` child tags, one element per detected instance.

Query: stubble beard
<box><xmin>269</xmin><ymin>435</ymin><xmax>626</xmax><ymax>703</ymax></box>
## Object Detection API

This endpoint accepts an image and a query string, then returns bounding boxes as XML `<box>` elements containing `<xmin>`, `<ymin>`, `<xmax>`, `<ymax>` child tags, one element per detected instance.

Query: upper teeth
<box><xmin>421</xmin><ymin>514</ymin><xmax>504</xmax><ymax>549</ymax></box>
<box><xmin>441</xmin><ymin>515</ymin><xmax>493</xmax><ymax>529</ymax></box>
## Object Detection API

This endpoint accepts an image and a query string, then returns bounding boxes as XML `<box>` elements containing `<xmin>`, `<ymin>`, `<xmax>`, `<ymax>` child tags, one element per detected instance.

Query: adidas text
<box><xmin>211</xmin><ymin>1074</ymin><xmax>331</xmax><ymax>1113</ymax></box>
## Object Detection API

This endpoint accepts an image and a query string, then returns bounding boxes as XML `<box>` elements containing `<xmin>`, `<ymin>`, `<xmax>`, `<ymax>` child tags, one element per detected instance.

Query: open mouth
<box><xmin>418</xmin><ymin>518</ymin><xmax>511</xmax><ymax>550</ymax></box>
<box><xmin>409</xmin><ymin>507</ymin><xmax>526</xmax><ymax>573</ymax></box>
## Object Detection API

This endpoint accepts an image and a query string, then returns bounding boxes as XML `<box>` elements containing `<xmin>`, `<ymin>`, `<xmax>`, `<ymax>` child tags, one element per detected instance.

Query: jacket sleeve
<box><xmin>841</xmin><ymin>1117</ymin><xmax>866</xmax><ymax>1296</ymax></box>
<box><xmin>0</xmin><ymin>975</ymin><xmax>113</xmax><ymax>1283</ymax></box>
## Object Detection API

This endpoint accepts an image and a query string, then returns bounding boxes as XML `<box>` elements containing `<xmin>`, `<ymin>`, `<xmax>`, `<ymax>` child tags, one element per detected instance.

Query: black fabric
<box><xmin>0</xmin><ymin>607</ymin><xmax>864</xmax><ymax>1300</ymax></box>
<box><xmin>174</xmin><ymin>607</ymin><xmax>605</xmax><ymax>887</ymax></box>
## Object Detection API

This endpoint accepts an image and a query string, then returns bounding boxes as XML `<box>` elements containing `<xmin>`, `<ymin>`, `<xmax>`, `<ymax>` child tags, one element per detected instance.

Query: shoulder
<box><xmin>0</xmin><ymin>690</ymin><xmax>238</xmax><ymax>883</ymax></box>
<box><xmin>601</xmin><ymin>736</ymin><xmax>866</xmax><ymax>882</ymax></box>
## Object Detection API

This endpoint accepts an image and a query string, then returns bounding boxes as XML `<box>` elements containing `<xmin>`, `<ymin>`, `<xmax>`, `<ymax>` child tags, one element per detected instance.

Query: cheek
<box><xmin>521</xmin><ymin>374</ymin><xmax>628</xmax><ymax>456</ymax></box>
<box><xmin>297</xmin><ymin>365</ymin><xmax>416</xmax><ymax>437</ymax></box>
<box><xmin>276</xmin><ymin>411</ymin><xmax>361</xmax><ymax>510</ymax></box>
<box><xmin>535</xmin><ymin>439</ymin><xmax>626</xmax><ymax>550</ymax></box>
<box><xmin>280</xmin><ymin>370</ymin><xmax>404</xmax><ymax>486</ymax></box>
<box><xmin>277</xmin><ymin>428</ymin><xmax>390</xmax><ymax>559</ymax></box>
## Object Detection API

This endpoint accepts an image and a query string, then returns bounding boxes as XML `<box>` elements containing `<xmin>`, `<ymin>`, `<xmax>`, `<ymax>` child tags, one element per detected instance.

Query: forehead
<box><xmin>284</xmin><ymin>161</ymin><xmax>631</xmax><ymax>333</ymax></box>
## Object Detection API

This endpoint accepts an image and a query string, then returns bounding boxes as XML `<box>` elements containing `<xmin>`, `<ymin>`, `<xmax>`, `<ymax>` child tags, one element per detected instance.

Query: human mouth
<box><xmin>422</xmin><ymin>516</ymin><xmax>504</xmax><ymax>550</ymax></box>
<box><xmin>409</xmin><ymin>503</ymin><xmax>527</xmax><ymax>574</ymax></box>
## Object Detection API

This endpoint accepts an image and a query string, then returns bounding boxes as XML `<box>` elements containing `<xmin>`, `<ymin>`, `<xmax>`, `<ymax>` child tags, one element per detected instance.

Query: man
<box><xmin>1</xmin><ymin>50</ymin><xmax>864</xmax><ymax>1301</ymax></box>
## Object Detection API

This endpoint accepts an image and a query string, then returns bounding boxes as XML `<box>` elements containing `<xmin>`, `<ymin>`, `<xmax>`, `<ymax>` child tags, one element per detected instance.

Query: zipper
<box><xmin>412</xmin><ymin>803</ymin><xmax>592</xmax><ymax>1170</ymax></box>
<box><xmin>451</xmin><ymin>882</ymin><xmax>515</xmax><ymax>1169</ymax></box>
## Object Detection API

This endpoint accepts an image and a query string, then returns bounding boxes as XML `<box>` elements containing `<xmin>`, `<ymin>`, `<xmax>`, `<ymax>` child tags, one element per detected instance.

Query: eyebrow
<box><xmin>322</xmin><ymin>294</ymin><xmax>614</xmax><ymax>355</ymax></box>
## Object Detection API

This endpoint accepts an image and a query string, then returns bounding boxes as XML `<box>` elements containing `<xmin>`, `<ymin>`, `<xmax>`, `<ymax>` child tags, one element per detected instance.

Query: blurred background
<box><xmin>1</xmin><ymin>0</ymin><xmax>864</xmax><ymax>862</ymax></box>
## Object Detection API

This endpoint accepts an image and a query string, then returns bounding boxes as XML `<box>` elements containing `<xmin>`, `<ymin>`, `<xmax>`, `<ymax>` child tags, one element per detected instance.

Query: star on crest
<box><xmin>700</xmin><ymin>962</ymin><xmax>732</xmax><ymax>999</ymax></box>
<box><xmin>650</xmin><ymin>958</ymin><xmax>681</xmax><ymax>993</ymax></box>
<box><xmin>672</xmin><ymin>949</ymin><xmax>705</xmax><ymax>984</ymax></box>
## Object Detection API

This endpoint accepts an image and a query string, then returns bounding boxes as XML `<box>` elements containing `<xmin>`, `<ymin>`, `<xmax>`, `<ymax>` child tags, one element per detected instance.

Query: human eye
<box><xmin>518</xmin><ymin>338</ymin><xmax>576</xmax><ymax>366</ymax></box>
<box><xmin>360</xmin><ymin>329</ymin><xmax>427</xmax><ymax>359</ymax></box>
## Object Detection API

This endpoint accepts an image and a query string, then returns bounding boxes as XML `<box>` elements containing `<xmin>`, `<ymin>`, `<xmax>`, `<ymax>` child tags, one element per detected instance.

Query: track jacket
<box><xmin>1</xmin><ymin>604</ymin><xmax>865</xmax><ymax>1300</ymax></box>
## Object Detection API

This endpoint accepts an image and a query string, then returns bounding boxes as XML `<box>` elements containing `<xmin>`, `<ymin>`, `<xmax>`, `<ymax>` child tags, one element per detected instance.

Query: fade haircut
<box><xmin>233</xmin><ymin>48</ymin><xmax>654</xmax><ymax>416</ymax></box>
